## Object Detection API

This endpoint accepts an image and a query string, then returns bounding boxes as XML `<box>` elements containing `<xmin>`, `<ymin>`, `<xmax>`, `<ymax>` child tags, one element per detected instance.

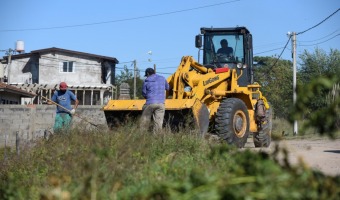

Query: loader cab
<box><xmin>196</xmin><ymin>27</ymin><xmax>254</xmax><ymax>86</ymax></box>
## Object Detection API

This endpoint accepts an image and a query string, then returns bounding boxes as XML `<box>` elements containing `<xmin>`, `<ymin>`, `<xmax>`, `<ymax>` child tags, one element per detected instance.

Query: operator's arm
<box><xmin>228</xmin><ymin>47</ymin><xmax>234</xmax><ymax>55</ymax></box>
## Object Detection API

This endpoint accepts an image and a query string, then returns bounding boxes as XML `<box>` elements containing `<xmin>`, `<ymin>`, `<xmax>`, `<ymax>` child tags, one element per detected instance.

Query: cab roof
<box><xmin>200</xmin><ymin>27</ymin><xmax>250</xmax><ymax>34</ymax></box>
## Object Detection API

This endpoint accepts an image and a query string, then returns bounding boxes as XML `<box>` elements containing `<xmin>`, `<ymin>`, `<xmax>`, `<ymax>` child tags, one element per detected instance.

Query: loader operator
<box><xmin>217</xmin><ymin>39</ymin><xmax>233</xmax><ymax>57</ymax></box>
<box><xmin>51</xmin><ymin>82</ymin><xmax>79</xmax><ymax>132</ymax></box>
<box><xmin>140</xmin><ymin>68</ymin><xmax>170</xmax><ymax>133</ymax></box>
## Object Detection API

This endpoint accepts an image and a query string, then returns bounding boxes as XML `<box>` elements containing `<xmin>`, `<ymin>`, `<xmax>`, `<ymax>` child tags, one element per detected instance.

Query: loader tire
<box><xmin>215</xmin><ymin>98</ymin><xmax>250</xmax><ymax>148</ymax></box>
<box><xmin>253</xmin><ymin>106</ymin><xmax>272</xmax><ymax>147</ymax></box>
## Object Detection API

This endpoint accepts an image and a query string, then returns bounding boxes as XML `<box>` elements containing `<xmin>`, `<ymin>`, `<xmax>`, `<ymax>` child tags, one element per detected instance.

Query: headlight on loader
<box><xmin>237</xmin><ymin>63</ymin><xmax>243</xmax><ymax>69</ymax></box>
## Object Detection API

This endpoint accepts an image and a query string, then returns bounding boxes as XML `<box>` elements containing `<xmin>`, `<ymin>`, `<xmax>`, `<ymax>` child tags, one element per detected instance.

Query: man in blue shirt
<box><xmin>217</xmin><ymin>39</ymin><xmax>233</xmax><ymax>57</ymax></box>
<box><xmin>140</xmin><ymin>68</ymin><xmax>169</xmax><ymax>133</ymax></box>
<box><xmin>51</xmin><ymin>82</ymin><xmax>79</xmax><ymax>132</ymax></box>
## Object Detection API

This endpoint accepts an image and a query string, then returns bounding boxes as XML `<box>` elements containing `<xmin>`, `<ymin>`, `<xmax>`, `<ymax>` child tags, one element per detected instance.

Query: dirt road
<box><xmin>245</xmin><ymin>138</ymin><xmax>340</xmax><ymax>176</ymax></box>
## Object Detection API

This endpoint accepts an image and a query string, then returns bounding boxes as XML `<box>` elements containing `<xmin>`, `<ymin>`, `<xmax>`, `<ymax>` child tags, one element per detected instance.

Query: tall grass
<box><xmin>271</xmin><ymin>118</ymin><xmax>334</xmax><ymax>140</ymax></box>
<box><xmin>326</xmin><ymin>83</ymin><xmax>340</xmax><ymax>129</ymax></box>
<box><xmin>0</xmin><ymin>125</ymin><xmax>339</xmax><ymax>200</ymax></box>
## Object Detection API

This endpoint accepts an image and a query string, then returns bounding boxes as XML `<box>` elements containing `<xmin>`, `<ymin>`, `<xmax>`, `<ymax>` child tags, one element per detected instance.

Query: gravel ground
<box><xmin>245</xmin><ymin>137</ymin><xmax>340</xmax><ymax>176</ymax></box>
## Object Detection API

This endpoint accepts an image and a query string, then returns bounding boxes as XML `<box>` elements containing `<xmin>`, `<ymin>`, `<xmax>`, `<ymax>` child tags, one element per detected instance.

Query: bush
<box><xmin>0</xmin><ymin>127</ymin><xmax>339</xmax><ymax>199</ymax></box>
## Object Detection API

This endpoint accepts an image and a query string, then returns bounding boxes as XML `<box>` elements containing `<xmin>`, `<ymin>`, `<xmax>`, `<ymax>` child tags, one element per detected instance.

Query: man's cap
<box><xmin>59</xmin><ymin>82</ymin><xmax>68</xmax><ymax>90</ymax></box>
<box><xmin>144</xmin><ymin>68</ymin><xmax>155</xmax><ymax>77</ymax></box>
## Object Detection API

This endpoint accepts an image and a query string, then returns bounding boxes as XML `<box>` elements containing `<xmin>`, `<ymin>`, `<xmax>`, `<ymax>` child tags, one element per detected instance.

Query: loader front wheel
<box><xmin>253</xmin><ymin>106</ymin><xmax>272</xmax><ymax>147</ymax></box>
<box><xmin>215</xmin><ymin>98</ymin><xmax>250</xmax><ymax>148</ymax></box>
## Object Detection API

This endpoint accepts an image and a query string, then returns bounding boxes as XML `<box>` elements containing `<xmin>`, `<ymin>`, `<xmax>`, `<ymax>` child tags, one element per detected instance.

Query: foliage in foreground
<box><xmin>290</xmin><ymin>75</ymin><xmax>340</xmax><ymax>138</ymax></box>
<box><xmin>0</xmin><ymin>127</ymin><xmax>339</xmax><ymax>200</ymax></box>
<box><xmin>289</xmin><ymin>48</ymin><xmax>340</xmax><ymax>138</ymax></box>
<box><xmin>254</xmin><ymin>48</ymin><xmax>340</xmax><ymax>137</ymax></box>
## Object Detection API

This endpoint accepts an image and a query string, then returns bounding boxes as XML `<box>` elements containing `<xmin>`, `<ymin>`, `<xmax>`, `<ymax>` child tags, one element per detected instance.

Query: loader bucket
<box><xmin>103</xmin><ymin>99</ymin><xmax>145</xmax><ymax>130</ymax></box>
<box><xmin>103</xmin><ymin>98</ymin><xmax>210</xmax><ymax>135</ymax></box>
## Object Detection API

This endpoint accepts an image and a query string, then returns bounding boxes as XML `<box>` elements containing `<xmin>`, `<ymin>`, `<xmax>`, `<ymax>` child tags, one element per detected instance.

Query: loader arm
<box><xmin>104</xmin><ymin>56</ymin><xmax>221</xmax><ymax>134</ymax></box>
<box><xmin>103</xmin><ymin>26</ymin><xmax>272</xmax><ymax>147</ymax></box>
<box><xmin>167</xmin><ymin>56</ymin><xmax>230</xmax><ymax>100</ymax></box>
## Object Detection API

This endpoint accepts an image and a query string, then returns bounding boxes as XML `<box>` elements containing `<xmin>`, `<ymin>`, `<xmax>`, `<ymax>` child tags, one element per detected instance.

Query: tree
<box><xmin>290</xmin><ymin>48</ymin><xmax>340</xmax><ymax>137</ymax></box>
<box><xmin>115</xmin><ymin>65</ymin><xmax>144</xmax><ymax>99</ymax></box>
<box><xmin>253</xmin><ymin>56</ymin><xmax>293</xmax><ymax>118</ymax></box>
<box><xmin>298</xmin><ymin>48</ymin><xmax>340</xmax><ymax>112</ymax></box>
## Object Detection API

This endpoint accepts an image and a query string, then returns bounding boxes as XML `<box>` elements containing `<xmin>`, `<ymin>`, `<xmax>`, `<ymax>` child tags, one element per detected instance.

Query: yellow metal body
<box><xmin>103</xmin><ymin>98</ymin><xmax>197</xmax><ymax>111</ymax></box>
<box><xmin>103</xmin><ymin>56</ymin><xmax>269</xmax><ymax>132</ymax></box>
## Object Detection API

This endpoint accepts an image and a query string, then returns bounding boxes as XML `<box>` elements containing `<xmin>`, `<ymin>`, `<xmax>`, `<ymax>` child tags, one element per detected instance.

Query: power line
<box><xmin>254</xmin><ymin>47</ymin><xmax>285</xmax><ymax>55</ymax></box>
<box><xmin>254</xmin><ymin>41</ymin><xmax>287</xmax><ymax>49</ymax></box>
<box><xmin>255</xmin><ymin>9</ymin><xmax>340</xmax><ymax>57</ymax></box>
<box><xmin>118</xmin><ymin>61</ymin><xmax>135</xmax><ymax>65</ymax></box>
<box><xmin>0</xmin><ymin>0</ymin><xmax>240</xmax><ymax>32</ymax></box>
<box><xmin>157</xmin><ymin>72</ymin><xmax>173</xmax><ymax>75</ymax></box>
<box><xmin>270</xmin><ymin>36</ymin><xmax>291</xmax><ymax>67</ymax></box>
<box><xmin>298</xmin><ymin>33</ymin><xmax>340</xmax><ymax>47</ymax></box>
<box><xmin>155</xmin><ymin>66</ymin><xmax>178</xmax><ymax>70</ymax></box>
<box><xmin>296</xmin><ymin>8</ymin><xmax>339</xmax><ymax>35</ymax></box>
<box><xmin>299</xmin><ymin>28</ymin><xmax>340</xmax><ymax>43</ymax></box>
<box><xmin>254</xmin><ymin>29</ymin><xmax>340</xmax><ymax>55</ymax></box>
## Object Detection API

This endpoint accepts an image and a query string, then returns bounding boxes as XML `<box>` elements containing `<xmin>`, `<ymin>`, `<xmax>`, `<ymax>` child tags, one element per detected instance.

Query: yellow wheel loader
<box><xmin>103</xmin><ymin>27</ymin><xmax>272</xmax><ymax>148</ymax></box>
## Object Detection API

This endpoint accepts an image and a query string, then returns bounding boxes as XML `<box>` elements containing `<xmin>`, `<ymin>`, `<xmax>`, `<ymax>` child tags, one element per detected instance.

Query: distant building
<box><xmin>0</xmin><ymin>47</ymin><xmax>119</xmax><ymax>105</ymax></box>
<box><xmin>0</xmin><ymin>82</ymin><xmax>36</xmax><ymax>104</ymax></box>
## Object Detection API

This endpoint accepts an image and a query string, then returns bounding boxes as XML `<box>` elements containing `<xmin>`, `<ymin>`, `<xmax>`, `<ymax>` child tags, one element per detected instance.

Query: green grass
<box><xmin>271</xmin><ymin>118</ymin><xmax>340</xmax><ymax>140</ymax></box>
<box><xmin>0</xmin><ymin>125</ymin><xmax>339</xmax><ymax>200</ymax></box>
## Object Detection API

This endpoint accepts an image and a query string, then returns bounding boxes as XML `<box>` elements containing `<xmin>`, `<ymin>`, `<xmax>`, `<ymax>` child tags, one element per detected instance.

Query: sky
<box><xmin>0</xmin><ymin>0</ymin><xmax>339</xmax><ymax>77</ymax></box>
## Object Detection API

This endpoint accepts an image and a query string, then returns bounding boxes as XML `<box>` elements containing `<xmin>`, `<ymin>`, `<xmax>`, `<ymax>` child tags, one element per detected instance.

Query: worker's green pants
<box><xmin>54</xmin><ymin>113</ymin><xmax>72</xmax><ymax>133</ymax></box>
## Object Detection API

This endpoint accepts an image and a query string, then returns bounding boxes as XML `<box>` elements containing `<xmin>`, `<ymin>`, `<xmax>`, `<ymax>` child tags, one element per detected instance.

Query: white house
<box><xmin>1</xmin><ymin>47</ymin><xmax>119</xmax><ymax>105</ymax></box>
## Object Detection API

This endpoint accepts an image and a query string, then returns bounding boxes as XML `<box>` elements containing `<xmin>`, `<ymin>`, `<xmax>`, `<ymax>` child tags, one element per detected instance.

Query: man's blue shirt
<box><xmin>51</xmin><ymin>90</ymin><xmax>77</xmax><ymax>113</ymax></box>
<box><xmin>142</xmin><ymin>74</ymin><xmax>169</xmax><ymax>105</ymax></box>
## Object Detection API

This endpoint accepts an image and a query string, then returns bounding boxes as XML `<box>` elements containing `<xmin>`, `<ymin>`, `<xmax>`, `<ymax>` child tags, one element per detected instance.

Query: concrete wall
<box><xmin>8</xmin><ymin>52</ymin><xmax>103</xmax><ymax>85</ymax></box>
<box><xmin>8</xmin><ymin>57</ymin><xmax>32</xmax><ymax>84</ymax></box>
<box><xmin>0</xmin><ymin>105</ymin><xmax>108</xmax><ymax>148</ymax></box>
<box><xmin>39</xmin><ymin>53</ymin><xmax>103</xmax><ymax>85</ymax></box>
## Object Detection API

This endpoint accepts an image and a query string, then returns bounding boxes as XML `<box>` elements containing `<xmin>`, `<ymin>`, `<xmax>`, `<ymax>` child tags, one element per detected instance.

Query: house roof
<box><xmin>11</xmin><ymin>83</ymin><xmax>115</xmax><ymax>91</ymax></box>
<box><xmin>0</xmin><ymin>82</ymin><xmax>36</xmax><ymax>98</ymax></box>
<box><xmin>3</xmin><ymin>47</ymin><xmax>119</xmax><ymax>64</ymax></box>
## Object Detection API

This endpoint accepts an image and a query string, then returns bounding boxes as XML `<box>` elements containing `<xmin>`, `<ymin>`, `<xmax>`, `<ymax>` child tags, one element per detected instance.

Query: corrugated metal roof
<box><xmin>10</xmin><ymin>83</ymin><xmax>115</xmax><ymax>91</ymax></box>
<box><xmin>3</xmin><ymin>47</ymin><xmax>119</xmax><ymax>64</ymax></box>
<box><xmin>0</xmin><ymin>82</ymin><xmax>36</xmax><ymax>97</ymax></box>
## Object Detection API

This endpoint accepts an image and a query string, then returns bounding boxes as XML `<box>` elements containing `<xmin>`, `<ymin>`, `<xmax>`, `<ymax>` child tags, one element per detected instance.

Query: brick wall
<box><xmin>0</xmin><ymin>105</ymin><xmax>108</xmax><ymax>147</ymax></box>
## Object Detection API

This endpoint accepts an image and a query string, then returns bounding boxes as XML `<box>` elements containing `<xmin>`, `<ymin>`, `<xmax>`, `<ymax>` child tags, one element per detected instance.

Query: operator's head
<box><xmin>145</xmin><ymin>68</ymin><xmax>155</xmax><ymax>77</ymax></box>
<box><xmin>59</xmin><ymin>82</ymin><xmax>68</xmax><ymax>91</ymax></box>
<box><xmin>220</xmin><ymin>39</ymin><xmax>228</xmax><ymax>47</ymax></box>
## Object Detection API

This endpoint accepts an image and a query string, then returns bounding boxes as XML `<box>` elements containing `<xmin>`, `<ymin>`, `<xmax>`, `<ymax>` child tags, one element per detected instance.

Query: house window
<box><xmin>61</xmin><ymin>61</ymin><xmax>74</xmax><ymax>72</ymax></box>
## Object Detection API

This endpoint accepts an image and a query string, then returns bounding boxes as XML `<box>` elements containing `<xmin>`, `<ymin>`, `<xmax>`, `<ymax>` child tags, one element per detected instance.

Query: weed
<box><xmin>0</xmin><ymin>126</ymin><xmax>339</xmax><ymax>199</ymax></box>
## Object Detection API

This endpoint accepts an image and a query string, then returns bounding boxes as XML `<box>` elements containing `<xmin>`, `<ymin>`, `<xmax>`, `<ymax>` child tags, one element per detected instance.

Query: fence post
<box><xmin>16</xmin><ymin>131</ymin><xmax>20</xmax><ymax>156</ymax></box>
<box><xmin>4</xmin><ymin>132</ymin><xmax>8</xmax><ymax>161</ymax></box>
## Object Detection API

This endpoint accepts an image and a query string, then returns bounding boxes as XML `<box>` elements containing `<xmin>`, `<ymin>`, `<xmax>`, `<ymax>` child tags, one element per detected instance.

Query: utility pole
<box><xmin>7</xmin><ymin>50</ymin><xmax>13</xmax><ymax>84</ymax></box>
<box><xmin>2</xmin><ymin>41</ymin><xmax>24</xmax><ymax>84</ymax></box>
<box><xmin>1</xmin><ymin>48</ymin><xmax>14</xmax><ymax>83</ymax></box>
<box><xmin>290</xmin><ymin>32</ymin><xmax>298</xmax><ymax>135</ymax></box>
<box><xmin>133</xmin><ymin>60</ymin><xmax>137</xmax><ymax>99</ymax></box>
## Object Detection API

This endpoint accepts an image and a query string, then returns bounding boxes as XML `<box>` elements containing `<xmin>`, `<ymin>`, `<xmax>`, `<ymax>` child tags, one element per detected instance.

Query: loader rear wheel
<box><xmin>253</xmin><ymin>106</ymin><xmax>272</xmax><ymax>147</ymax></box>
<box><xmin>215</xmin><ymin>98</ymin><xmax>250</xmax><ymax>148</ymax></box>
